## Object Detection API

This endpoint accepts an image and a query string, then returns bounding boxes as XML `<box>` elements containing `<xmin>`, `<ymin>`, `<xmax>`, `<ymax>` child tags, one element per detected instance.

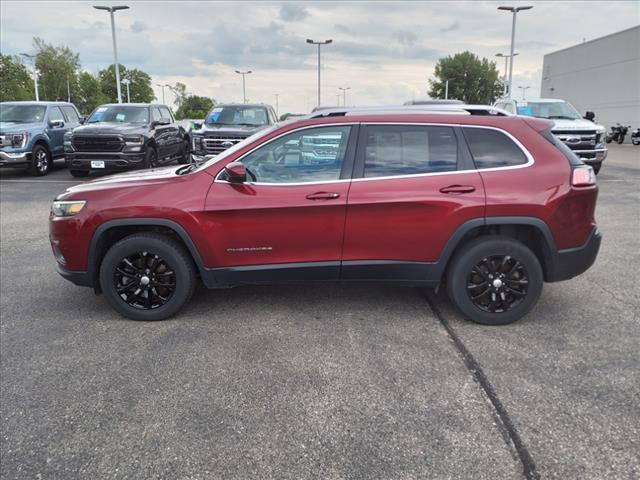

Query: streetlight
<box><xmin>338</xmin><ymin>86</ymin><xmax>350</xmax><ymax>106</ymax></box>
<box><xmin>306</xmin><ymin>38</ymin><xmax>332</xmax><ymax>107</ymax></box>
<box><xmin>274</xmin><ymin>93</ymin><xmax>279</xmax><ymax>117</ymax></box>
<box><xmin>93</xmin><ymin>5</ymin><xmax>130</xmax><ymax>103</ymax></box>
<box><xmin>495</xmin><ymin>52</ymin><xmax>519</xmax><ymax>96</ymax></box>
<box><xmin>121</xmin><ymin>78</ymin><xmax>131</xmax><ymax>103</ymax></box>
<box><xmin>19</xmin><ymin>53</ymin><xmax>39</xmax><ymax>101</ymax></box>
<box><xmin>498</xmin><ymin>5</ymin><xmax>532</xmax><ymax>98</ymax></box>
<box><xmin>518</xmin><ymin>85</ymin><xmax>530</xmax><ymax>100</ymax></box>
<box><xmin>156</xmin><ymin>83</ymin><xmax>171</xmax><ymax>104</ymax></box>
<box><xmin>235</xmin><ymin>70</ymin><xmax>252</xmax><ymax>103</ymax></box>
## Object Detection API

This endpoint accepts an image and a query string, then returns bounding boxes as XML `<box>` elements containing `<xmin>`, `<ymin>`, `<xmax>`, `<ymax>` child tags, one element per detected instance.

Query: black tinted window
<box><xmin>463</xmin><ymin>128</ymin><xmax>527</xmax><ymax>169</ymax></box>
<box><xmin>363</xmin><ymin>125</ymin><xmax>458</xmax><ymax>178</ymax></box>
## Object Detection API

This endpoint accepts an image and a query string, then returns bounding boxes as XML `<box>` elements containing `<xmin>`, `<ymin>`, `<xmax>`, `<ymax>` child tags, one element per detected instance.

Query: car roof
<box><xmin>215</xmin><ymin>103</ymin><xmax>271</xmax><ymax>109</ymax></box>
<box><xmin>498</xmin><ymin>98</ymin><xmax>566</xmax><ymax>104</ymax></box>
<box><xmin>98</xmin><ymin>103</ymin><xmax>168</xmax><ymax>108</ymax></box>
<box><xmin>0</xmin><ymin>101</ymin><xmax>75</xmax><ymax>106</ymax></box>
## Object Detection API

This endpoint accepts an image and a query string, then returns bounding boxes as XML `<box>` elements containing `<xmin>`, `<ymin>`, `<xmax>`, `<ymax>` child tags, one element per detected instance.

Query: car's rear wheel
<box><xmin>446</xmin><ymin>236</ymin><xmax>543</xmax><ymax>325</ymax></box>
<box><xmin>28</xmin><ymin>144</ymin><xmax>50</xmax><ymax>176</ymax></box>
<box><xmin>69</xmin><ymin>170</ymin><xmax>90</xmax><ymax>178</ymax></box>
<box><xmin>99</xmin><ymin>233</ymin><xmax>196</xmax><ymax>321</ymax></box>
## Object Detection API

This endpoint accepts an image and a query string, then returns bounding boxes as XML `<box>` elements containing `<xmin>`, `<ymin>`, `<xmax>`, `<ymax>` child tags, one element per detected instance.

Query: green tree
<box><xmin>171</xmin><ymin>82</ymin><xmax>188</xmax><ymax>110</ymax></box>
<box><xmin>33</xmin><ymin>37</ymin><xmax>80</xmax><ymax>101</ymax></box>
<box><xmin>76</xmin><ymin>71</ymin><xmax>109</xmax><ymax>115</ymax></box>
<box><xmin>99</xmin><ymin>64</ymin><xmax>155</xmax><ymax>103</ymax></box>
<box><xmin>428</xmin><ymin>51</ymin><xmax>503</xmax><ymax>104</ymax></box>
<box><xmin>175</xmin><ymin>95</ymin><xmax>214</xmax><ymax>120</ymax></box>
<box><xmin>0</xmin><ymin>54</ymin><xmax>35</xmax><ymax>101</ymax></box>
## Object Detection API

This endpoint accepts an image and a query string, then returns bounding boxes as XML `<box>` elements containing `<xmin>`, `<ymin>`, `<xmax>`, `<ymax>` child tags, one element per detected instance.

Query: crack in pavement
<box><xmin>424</xmin><ymin>290</ymin><xmax>540</xmax><ymax>480</ymax></box>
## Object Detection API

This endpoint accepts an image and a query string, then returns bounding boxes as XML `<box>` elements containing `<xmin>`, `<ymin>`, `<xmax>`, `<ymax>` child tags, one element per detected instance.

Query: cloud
<box><xmin>440</xmin><ymin>21</ymin><xmax>460</xmax><ymax>33</ymax></box>
<box><xmin>334</xmin><ymin>24</ymin><xmax>350</xmax><ymax>34</ymax></box>
<box><xmin>393</xmin><ymin>30</ymin><xmax>418</xmax><ymax>46</ymax></box>
<box><xmin>279</xmin><ymin>3</ymin><xmax>309</xmax><ymax>22</ymax></box>
<box><xmin>130</xmin><ymin>21</ymin><xmax>148</xmax><ymax>33</ymax></box>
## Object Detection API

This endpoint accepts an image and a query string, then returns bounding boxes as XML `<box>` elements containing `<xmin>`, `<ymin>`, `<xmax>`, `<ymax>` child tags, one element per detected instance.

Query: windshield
<box><xmin>516</xmin><ymin>101</ymin><xmax>582</xmax><ymax>120</ymax></box>
<box><xmin>192</xmin><ymin>124</ymin><xmax>280</xmax><ymax>173</ymax></box>
<box><xmin>87</xmin><ymin>106</ymin><xmax>149</xmax><ymax>124</ymax></box>
<box><xmin>205</xmin><ymin>106</ymin><xmax>269</xmax><ymax>127</ymax></box>
<box><xmin>0</xmin><ymin>104</ymin><xmax>46</xmax><ymax>123</ymax></box>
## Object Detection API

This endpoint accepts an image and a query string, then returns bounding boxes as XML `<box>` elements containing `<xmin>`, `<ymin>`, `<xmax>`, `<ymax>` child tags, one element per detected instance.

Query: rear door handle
<box><xmin>306</xmin><ymin>192</ymin><xmax>341</xmax><ymax>200</ymax></box>
<box><xmin>439</xmin><ymin>185</ymin><xmax>476</xmax><ymax>194</ymax></box>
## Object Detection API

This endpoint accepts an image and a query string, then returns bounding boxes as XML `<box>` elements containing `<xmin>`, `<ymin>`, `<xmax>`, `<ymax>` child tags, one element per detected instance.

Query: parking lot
<box><xmin>0</xmin><ymin>145</ymin><xmax>638</xmax><ymax>479</ymax></box>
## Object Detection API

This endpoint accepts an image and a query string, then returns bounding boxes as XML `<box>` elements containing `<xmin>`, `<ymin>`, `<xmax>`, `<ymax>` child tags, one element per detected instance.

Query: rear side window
<box><xmin>61</xmin><ymin>106</ymin><xmax>80</xmax><ymax>123</ymax></box>
<box><xmin>363</xmin><ymin>125</ymin><xmax>458</xmax><ymax>178</ymax></box>
<box><xmin>463</xmin><ymin>127</ymin><xmax>528</xmax><ymax>169</ymax></box>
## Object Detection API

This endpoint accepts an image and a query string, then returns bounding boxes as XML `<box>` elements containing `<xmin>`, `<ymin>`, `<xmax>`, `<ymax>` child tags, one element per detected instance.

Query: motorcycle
<box><xmin>605</xmin><ymin>123</ymin><xmax>630</xmax><ymax>144</ymax></box>
<box><xmin>631</xmin><ymin>128</ymin><xmax>640</xmax><ymax>146</ymax></box>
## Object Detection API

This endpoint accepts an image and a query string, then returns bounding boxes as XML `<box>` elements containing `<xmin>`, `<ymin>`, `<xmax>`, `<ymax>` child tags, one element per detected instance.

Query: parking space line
<box><xmin>0</xmin><ymin>180</ymin><xmax>83</xmax><ymax>184</ymax></box>
<box><xmin>424</xmin><ymin>291</ymin><xmax>540</xmax><ymax>480</ymax></box>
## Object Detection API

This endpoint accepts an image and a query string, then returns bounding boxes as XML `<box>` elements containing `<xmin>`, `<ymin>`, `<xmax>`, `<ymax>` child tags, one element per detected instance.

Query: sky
<box><xmin>1</xmin><ymin>1</ymin><xmax>639</xmax><ymax>115</ymax></box>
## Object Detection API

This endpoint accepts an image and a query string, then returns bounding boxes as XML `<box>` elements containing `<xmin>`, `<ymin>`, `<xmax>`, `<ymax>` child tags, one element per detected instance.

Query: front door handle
<box><xmin>439</xmin><ymin>185</ymin><xmax>476</xmax><ymax>194</ymax></box>
<box><xmin>306</xmin><ymin>192</ymin><xmax>341</xmax><ymax>200</ymax></box>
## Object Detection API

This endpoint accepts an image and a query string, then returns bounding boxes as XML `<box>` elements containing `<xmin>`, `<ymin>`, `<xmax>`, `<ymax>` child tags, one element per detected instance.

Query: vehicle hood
<box><xmin>0</xmin><ymin>122</ymin><xmax>43</xmax><ymax>133</ymax></box>
<box><xmin>196</xmin><ymin>124</ymin><xmax>266</xmax><ymax>136</ymax></box>
<box><xmin>550</xmin><ymin>118</ymin><xmax>605</xmax><ymax>132</ymax></box>
<box><xmin>60</xmin><ymin>165</ymin><xmax>183</xmax><ymax>196</ymax></box>
<box><xmin>72</xmin><ymin>122</ymin><xmax>148</xmax><ymax>135</ymax></box>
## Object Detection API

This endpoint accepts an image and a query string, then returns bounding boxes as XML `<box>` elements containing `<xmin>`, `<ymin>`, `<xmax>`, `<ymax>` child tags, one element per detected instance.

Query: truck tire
<box><xmin>144</xmin><ymin>147</ymin><xmax>158</xmax><ymax>169</ymax></box>
<box><xmin>70</xmin><ymin>170</ymin><xmax>90</xmax><ymax>178</ymax></box>
<box><xmin>446</xmin><ymin>236</ymin><xmax>543</xmax><ymax>325</ymax></box>
<box><xmin>28</xmin><ymin>144</ymin><xmax>51</xmax><ymax>176</ymax></box>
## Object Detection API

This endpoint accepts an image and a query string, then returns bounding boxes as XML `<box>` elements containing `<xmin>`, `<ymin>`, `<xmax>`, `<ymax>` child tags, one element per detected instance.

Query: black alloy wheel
<box><xmin>29</xmin><ymin>144</ymin><xmax>50</xmax><ymax>176</ymax></box>
<box><xmin>113</xmin><ymin>251</ymin><xmax>176</xmax><ymax>310</ymax></box>
<box><xmin>466</xmin><ymin>255</ymin><xmax>529</xmax><ymax>313</ymax></box>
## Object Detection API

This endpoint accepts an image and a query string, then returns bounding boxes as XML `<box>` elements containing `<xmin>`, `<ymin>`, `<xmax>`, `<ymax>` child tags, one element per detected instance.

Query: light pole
<box><xmin>274</xmin><ymin>93</ymin><xmax>279</xmax><ymax>117</ymax></box>
<box><xmin>306</xmin><ymin>38</ymin><xmax>332</xmax><ymax>107</ymax></box>
<box><xmin>518</xmin><ymin>85</ymin><xmax>530</xmax><ymax>100</ymax></box>
<box><xmin>495</xmin><ymin>52</ymin><xmax>519</xmax><ymax>96</ymax></box>
<box><xmin>93</xmin><ymin>5</ymin><xmax>129</xmax><ymax>103</ymax></box>
<box><xmin>445</xmin><ymin>80</ymin><xmax>449</xmax><ymax>100</ymax></box>
<box><xmin>338</xmin><ymin>86</ymin><xmax>350</xmax><ymax>106</ymax></box>
<box><xmin>19</xmin><ymin>53</ymin><xmax>39</xmax><ymax>101</ymax></box>
<box><xmin>498</xmin><ymin>5</ymin><xmax>532</xmax><ymax>98</ymax></box>
<box><xmin>235</xmin><ymin>70</ymin><xmax>252</xmax><ymax>103</ymax></box>
<box><xmin>156</xmin><ymin>84</ymin><xmax>167</xmax><ymax>104</ymax></box>
<box><xmin>122</xmin><ymin>78</ymin><xmax>131</xmax><ymax>103</ymax></box>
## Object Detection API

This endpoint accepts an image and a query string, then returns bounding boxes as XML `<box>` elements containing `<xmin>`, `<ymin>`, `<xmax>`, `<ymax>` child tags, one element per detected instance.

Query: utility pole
<box><xmin>122</xmin><ymin>78</ymin><xmax>131</xmax><ymax>103</ymax></box>
<box><xmin>445</xmin><ymin>80</ymin><xmax>449</xmax><ymax>100</ymax></box>
<box><xmin>498</xmin><ymin>5</ymin><xmax>533</xmax><ymax>98</ymax></box>
<box><xmin>235</xmin><ymin>70</ymin><xmax>252</xmax><ymax>103</ymax></box>
<box><xmin>306</xmin><ymin>38</ymin><xmax>332</xmax><ymax>107</ymax></box>
<box><xmin>274</xmin><ymin>93</ymin><xmax>279</xmax><ymax>117</ymax></box>
<box><xmin>19</xmin><ymin>53</ymin><xmax>39</xmax><ymax>101</ymax></box>
<box><xmin>94</xmin><ymin>5</ymin><xmax>129</xmax><ymax>103</ymax></box>
<box><xmin>338</xmin><ymin>86</ymin><xmax>350</xmax><ymax>106</ymax></box>
<box><xmin>156</xmin><ymin>84</ymin><xmax>167</xmax><ymax>104</ymax></box>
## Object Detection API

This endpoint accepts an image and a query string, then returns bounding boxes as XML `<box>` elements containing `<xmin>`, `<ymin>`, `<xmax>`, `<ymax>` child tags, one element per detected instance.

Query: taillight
<box><xmin>572</xmin><ymin>166</ymin><xmax>596</xmax><ymax>187</ymax></box>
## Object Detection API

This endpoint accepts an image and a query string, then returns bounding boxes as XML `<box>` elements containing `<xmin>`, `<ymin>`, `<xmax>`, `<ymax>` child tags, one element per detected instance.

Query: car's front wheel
<box><xmin>99</xmin><ymin>233</ymin><xmax>196</xmax><ymax>321</ymax></box>
<box><xmin>28</xmin><ymin>144</ymin><xmax>51</xmax><ymax>176</ymax></box>
<box><xmin>446</xmin><ymin>236</ymin><xmax>543</xmax><ymax>325</ymax></box>
<box><xmin>178</xmin><ymin>139</ymin><xmax>191</xmax><ymax>164</ymax></box>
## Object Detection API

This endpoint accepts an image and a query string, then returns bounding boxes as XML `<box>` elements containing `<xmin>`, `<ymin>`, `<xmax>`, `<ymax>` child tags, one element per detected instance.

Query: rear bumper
<box><xmin>55</xmin><ymin>263</ymin><xmax>92</xmax><ymax>287</ymax></box>
<box><xmin>65</xmin><ymin>152</ymin><xmax>146</xmax><ymax>171</ymax></box>
<box><xmin>547</xmin><ymin>227</ymin><xmax>602</xmax><ymax>282</ymax></box>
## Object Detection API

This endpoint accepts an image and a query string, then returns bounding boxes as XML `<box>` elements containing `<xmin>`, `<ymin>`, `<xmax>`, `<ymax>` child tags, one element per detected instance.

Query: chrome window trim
<box><xmin>213</xmin><ymin>121</ymin><xmax>534</xmax><ymax>186</ymax></box>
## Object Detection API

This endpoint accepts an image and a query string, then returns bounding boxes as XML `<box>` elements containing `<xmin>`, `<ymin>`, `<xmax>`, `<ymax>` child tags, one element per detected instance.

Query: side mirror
<box><xmin>78</xmin><ymin>116</ymin><xmax>86</xmax><ymax>124</ymax></box>
<box><xmin>584</xmin><ymin>111</ymin><xmax>595</xmax><ymax>122</ymax></box>
<box><xmin>49</xmin><ymin>120</ymin><xmax>65</xmax><ymax>128</ymax></box>
<box><xmin>224</xmin><ymin>162</ymin><xmax>247</xmax><ymax>183</ymax></box>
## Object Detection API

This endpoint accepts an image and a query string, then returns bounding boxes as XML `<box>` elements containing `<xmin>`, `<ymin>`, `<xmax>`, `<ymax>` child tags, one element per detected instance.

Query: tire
<box><xmin>28</xmin><ymin>144</ymin><xmax>51</xmax><ymax>176</ymax></box>
<box><xmin>632</xmin><ymin>138</ymin><xmax>640</xmax><ymax>146</ymax></box>
<box><xmin>605</xmin><ymin>135</ymin><xmax>612</xmax><ymax>144</ymax></box>
<box><xmin>592</xmin><ymin>162</ymin><xmax>602</xmax><ymax>175</ymax></box>
<box><xmin>616</xmin><ymin>135</ymin><xmax>625</xmax><ymax>145</ymax></box>
<box><xmin>446</xmin><ymin>236</ymin><xmax>543</xmax><ymax>325</ymax></box>
<box><xmin>178</xmin><ymin>140</ymin><xmax>190</xmax><ymax>164</ymax></box>
<box><xmin>70</xmin><ymin>170</ymin><xmax>90</xmax><ymax>178</ymax></box>
<box><xmin>99</xmin><ymin>233</ymin><xmax>196</xmax><ymax>321</ymax></box>
<box><xmin>144</xmin><ymin>147</ymin><xmax>158</xmax><ymax>169</ymax></box>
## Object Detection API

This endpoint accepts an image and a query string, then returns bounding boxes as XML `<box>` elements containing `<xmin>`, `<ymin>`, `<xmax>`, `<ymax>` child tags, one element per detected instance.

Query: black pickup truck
<box><xmin>64</xmin><ymin>103</ymin><xmax>189</xmax><ymax>177</ymax></box>
<box><xmin>190</xmin><ymin>103</ymin><xmax>278</xmax><ymax>161</ymax></box>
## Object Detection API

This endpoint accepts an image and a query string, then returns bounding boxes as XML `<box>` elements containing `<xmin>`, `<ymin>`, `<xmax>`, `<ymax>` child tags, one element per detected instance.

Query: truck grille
<box><xmin>552</xmin><ymin>130</ymin><xmax>598</xmax><ymax>151</ymax></box>
<box><xmin>202</xmin><ymin>135</ymin><xmax>249</xmax><ymax>155</ymax></box>
<box><xmin>72</xmin><ymin>135</ymin><xmax>124</xmax><ymax>152</ymax></box>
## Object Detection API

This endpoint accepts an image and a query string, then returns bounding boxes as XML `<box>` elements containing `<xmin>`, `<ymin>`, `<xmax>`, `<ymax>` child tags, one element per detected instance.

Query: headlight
<box><xmin>51</xmin><ymin>200</ymin><xmax>87</xmax><ymax>217</ymax></box>
<box><xmin>124</xmin><ymin>135</ymin><xmax>144</xmax><ymax>145</ymax></box>
<box><xmin>11</xmin><ymin>133</ymin><xmax>28</xmax><ymax>148</ymax></box>
<box><xmin>192</xmin><ymin>135</ymin><xmax>203</xmax><ymax>149</ymax></box>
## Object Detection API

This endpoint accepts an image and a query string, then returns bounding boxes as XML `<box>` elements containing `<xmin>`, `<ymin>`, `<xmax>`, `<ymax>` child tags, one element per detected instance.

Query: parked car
<box><xmin>64</xmin><ymin>103</ymin><xmax>189</xmax><ymax>178</ymax></box>
<box><xmin>494</xmin><ymin>98</ymin><xmax>607</xmax><ymax>173</ymax></box>
<box><xmin>0</xmin><ymin>101</ymin><xmax>82</xmax><ymax>176</ymax></box>
<box><xmin>190</xmin><ymin>103</ymin><xmax>277</xmax><ymax>161</ymax></box>
<box><xmin>50</xmin><ymin>108</ymin><xmax>601</xmax><ymax>324</ymax></box>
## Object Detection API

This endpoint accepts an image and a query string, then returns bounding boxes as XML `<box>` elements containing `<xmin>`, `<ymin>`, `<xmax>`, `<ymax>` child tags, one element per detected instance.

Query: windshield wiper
<box><xmin>549</xmin><ymin>115</ymin><xmax>577</xmax><ymax>120</ymax></box>
<box><xmin>235</xmin><ymin>123</ymin><xmax>262</xmax><ymax>127</ymax></box>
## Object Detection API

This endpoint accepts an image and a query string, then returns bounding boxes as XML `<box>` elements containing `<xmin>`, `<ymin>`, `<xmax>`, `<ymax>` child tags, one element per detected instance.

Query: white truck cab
<box><xmin>494</xmin><ymin>98</ymin><xmax>607</xmax><ymax>173</ymax></box>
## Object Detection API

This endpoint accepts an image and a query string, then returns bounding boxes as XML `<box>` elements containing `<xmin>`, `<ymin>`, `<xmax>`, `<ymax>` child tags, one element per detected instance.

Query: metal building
<box><xmin>540</xmin><ymin>25</ymin><xmax>640</xmax><ymax>139</ymax></box>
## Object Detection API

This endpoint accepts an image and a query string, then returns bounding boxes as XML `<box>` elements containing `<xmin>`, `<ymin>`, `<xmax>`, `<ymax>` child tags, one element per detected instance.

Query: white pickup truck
<box><xmin>494</xmin><ymin>98</ymin><xmax>607</xmax><ymax>174</ymax></box>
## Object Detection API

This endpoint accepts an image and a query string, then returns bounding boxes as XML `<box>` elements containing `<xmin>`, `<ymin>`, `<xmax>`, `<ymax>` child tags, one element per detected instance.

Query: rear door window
<box><xmin>362</xmin><ymin>125</ymin><xmax>458</xmax><ymax>178</ymax></box>
<box><xmin>463</xmin><ymin>127</ymin><xmax>528</xmax><ymax>169</ymax></box>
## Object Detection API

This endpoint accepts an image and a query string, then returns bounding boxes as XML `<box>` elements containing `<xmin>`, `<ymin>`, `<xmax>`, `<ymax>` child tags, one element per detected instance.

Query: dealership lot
<box><xmin>1</xmin><ymin>146</ymin><xmax>638</xmax><ymax>479</ymax></box>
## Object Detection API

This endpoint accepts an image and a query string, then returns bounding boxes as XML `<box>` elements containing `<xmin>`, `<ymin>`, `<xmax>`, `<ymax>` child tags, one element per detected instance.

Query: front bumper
<box><xmin>0</xmin><ymin>150</ymin><xmax>30</xmax><ymax>168</ymax></box>
<box><xmin>546</xmin><ymin>227</ymin><xmax>602</xmax><ymax>282</ymax></box>
<box><xmin>573</xmin><ymin>148</ymin><xmax>608</xmax><ymax>164</ymax></box>
<box><xmin>65</xmin><ymin>152</ymin><xmax>146</xmax><ymax>171</ymax></box>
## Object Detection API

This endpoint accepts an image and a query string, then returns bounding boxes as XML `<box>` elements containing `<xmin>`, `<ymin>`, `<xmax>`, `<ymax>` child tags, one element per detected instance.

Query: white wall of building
<box><xmin>541</xmin><ymin>26</ymin><xmax>640</xmax><ymax>139</ymax></box>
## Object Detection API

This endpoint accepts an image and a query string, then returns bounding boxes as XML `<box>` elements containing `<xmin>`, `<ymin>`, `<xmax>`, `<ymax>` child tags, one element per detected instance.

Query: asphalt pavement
<box><xmin>1</xmin><ymin>146</ymin><xmax>638</xmax><ymax>479</ymax></box>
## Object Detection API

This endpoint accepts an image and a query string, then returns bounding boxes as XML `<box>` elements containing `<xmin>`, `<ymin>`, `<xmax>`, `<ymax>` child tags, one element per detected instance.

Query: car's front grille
<box><xmin>202</xmin><ymin>135</ymin><xmax>249</xmax><ymax>155</ymax></box>
<box><xmin>552</xmin><ymin>130</ymin><xmax>598</xmax><ymax>151</ymax></box>
<box><xmin>72</xmin><ymin>135</ymin><xmax>124</xmax><ymax>152</ymax></box>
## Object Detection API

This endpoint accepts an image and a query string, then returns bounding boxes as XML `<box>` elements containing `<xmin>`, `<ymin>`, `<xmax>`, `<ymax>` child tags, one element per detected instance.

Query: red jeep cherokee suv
<box><xmin>49</xmin><ymin>109</ymin><xmax>601</xmax><ymax>324</ymax></box>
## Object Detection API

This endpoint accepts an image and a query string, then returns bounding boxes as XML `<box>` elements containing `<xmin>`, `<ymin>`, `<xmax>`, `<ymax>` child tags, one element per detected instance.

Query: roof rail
<box><xmin>307</xmin><ymin>104</ymin><xmax>510</xmax><ymax>119</ymax></box>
